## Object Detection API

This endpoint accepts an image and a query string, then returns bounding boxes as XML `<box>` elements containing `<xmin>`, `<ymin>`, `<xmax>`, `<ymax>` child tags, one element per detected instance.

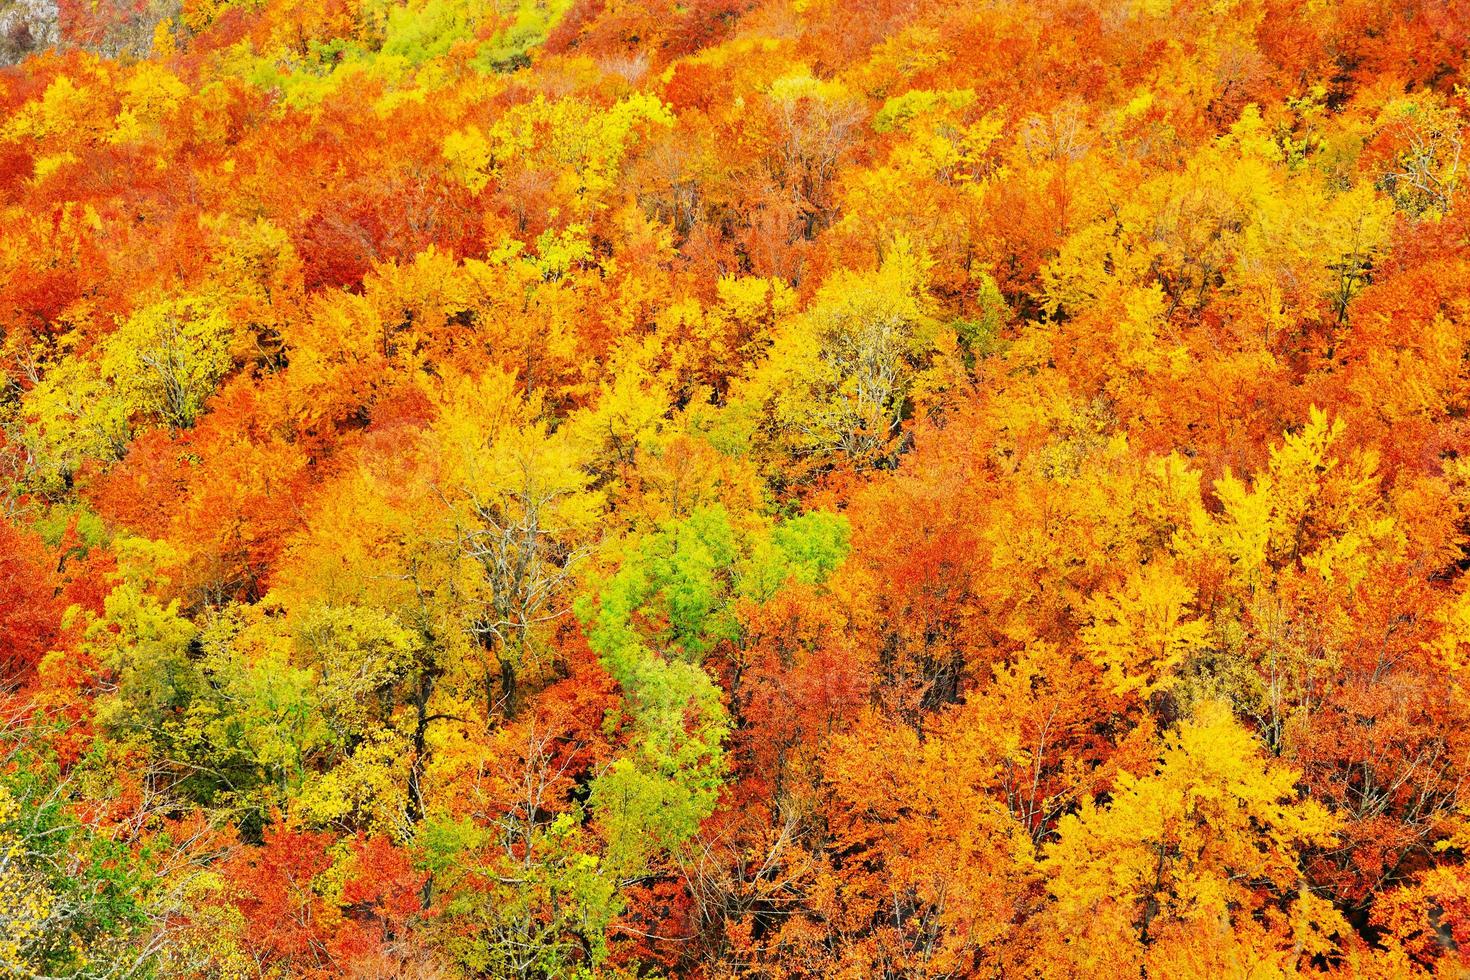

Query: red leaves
<box><xmin>225</xmin><ymin>824</ymin><xmax>340</xmax><ymax>972</ymax></box>
<box><xmin>336</xmin><ymin>835</ymin><xmax>431</xmax><ymax>959</ymax></box>
<box><xmin>733</xmin><ymin>584</ymin><xmax>869</xmax><ymax>793</ymax></box>
<box><xmin>224</xmin><ymin>824</ymin><xmax>428</xmax><ymax>977</ymax></box>
<box><xmin>0</xmin><ymin>515</ymin><xmax>66</xmax><ymax>691</ymax></box>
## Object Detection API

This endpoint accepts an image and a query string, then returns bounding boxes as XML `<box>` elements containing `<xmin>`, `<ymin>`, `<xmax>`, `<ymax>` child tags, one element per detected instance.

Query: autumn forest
<box><xmin>0</xmin><ymin>0</ymin><xmax>1467</xmax><ymax>975</ymax></box>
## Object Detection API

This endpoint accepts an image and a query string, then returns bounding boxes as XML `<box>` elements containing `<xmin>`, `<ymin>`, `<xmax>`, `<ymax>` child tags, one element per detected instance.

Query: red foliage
<box><xmin>0</xmin><ymin>515</ymin><xmax>65</xmax><ymax>691</ymax></box>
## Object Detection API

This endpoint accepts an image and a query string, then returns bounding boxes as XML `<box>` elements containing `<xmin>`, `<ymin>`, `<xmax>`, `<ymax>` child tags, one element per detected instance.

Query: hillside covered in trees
<box><xmin>1</xmin><ymin>0</ymin><xmax>1469</xmax><ymax>975</ymax></box>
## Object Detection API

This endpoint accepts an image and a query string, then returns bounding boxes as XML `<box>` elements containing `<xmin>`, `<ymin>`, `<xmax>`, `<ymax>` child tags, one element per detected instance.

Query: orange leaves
<box><xmin>338</xmin><ymin>835</ymin><xmax>431</xmax><ymax>942</ymax></box>
<box><xmin>731</xmin><ymin>582</ymin><xmax>867</xmax><ymax>794</ymax></box>
<box><xmin>808</xmin><ymin>700</ymin><xmax>1038</xmax><ymax>976</ymax></box>
<box><xmin>224</xmin><ymin>824</ymin><xmax>339</xmax><ymax>971</ymax></box>
<box><xmin>1042</xmin><ymin>701</ymin><xmax>1340</xmax><ymax>968</ymax></box>
<box><xmin>85</xmin><ymin>379</ymin><xmax>313</xmax><ymax>604</ymax></box>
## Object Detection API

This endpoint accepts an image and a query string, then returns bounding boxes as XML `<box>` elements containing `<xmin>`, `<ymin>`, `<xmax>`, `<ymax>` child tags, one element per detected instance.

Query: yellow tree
<box><xmin>1043</xmin><ymin>700</ymin><xmax>1339</xmax><ymax>973</ymax></box>
<box><xmin>738</xmin><ymin>235</ymin><xmax>940</xmax><ymax>478</ymax></box>
<box><xmin>428</xmin><ymin>368</ymin><xmax>603</xmax><ymax>715</ymax></box>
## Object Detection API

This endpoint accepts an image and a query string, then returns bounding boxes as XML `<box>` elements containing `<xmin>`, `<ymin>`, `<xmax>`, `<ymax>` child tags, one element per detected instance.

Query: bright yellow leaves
<box><xmin>1044</xmin><ymin>701</ymin><xmax>1337</xmax><ymax>958</ymax></box>
<box><xmin>110</xmin><ymin>62</ymin><xmax>189</xmax><ymax>144</ymax></box>
<box><xmin>870</xmin><ymin>87</ymin><xmax>1003</xmax><ymax>188</ymax></box>
<box><xmin>652</xmin><ymin>274</ymin><xmax>795</xmax><ymax>398</ymax></box>
<box><xmin>20</xmin><ymin>294</ymin><xmax>235</xmax><ymax>487</ymax></box>
<box><xmin>1426</xmin><ymin>587</ymin><xmax>1470</xmax><ymax>681</ymax></box>
<box><xmin>992</xmin><ymin>409</ymin><xmax>1408</xmax><ymax>718</ymax></box>
<box><xmin>293</xmin><ymin>730</ymin><xmax>413</xmax><ymax>836</ymax></box>
<box><xmin>294</xmin><ymin>603</ymin><xmax>417</xmax><ymax>742</ymax></box>
<box><xmin>567</xmin><ymin>357</ymin><xmax>673</xmax><ymax>478</ymax></box>
<box><xmin>431</xmin><ymin>370</ymin><xmax>601</xmax><ymax>543</ymax></box>
<box><xmin>1082</xmin><ymin>561</ymin><xmax>1209</xmax><ymax>696</ymax></box>
<box><xmin>282</xmin><ymin>363</ymin><xmax>605</xmax><ymax>665</ymax></box>
<box><xmin>1041</xmin><ymin>97</ymin><xmax>1395</xmax><ymax>336</ymax></box>
<box><xmin>87</xmin><ymin>537</ymin><xmax>202</xmax><ymax>738</ymax></box>
<box><xmin>21</xmin><ymin>351</ymin><xmax>133</xmax><ymax>487</ymax></box>
<box><xmin>429</xmin><ymin>369</ymin><xmax>603</xmax><ymax>688</ymax></box>
<box><xmin>1202</xmin><ymin>466</ymin><xmax>1275</xmax><ymax>588</ymax></box>
<box><xmin>3</xmin><ymin>73</ymin><xmax>108</xmax><ymax>148</ymax></box>
<box><xmin>834</xmin><ymin>86</ymin><xmax>1003</xmax><ymax>297</ymax></box>
<box><xmin>104</xmin><ymin>297</ymin><xmax>236</xmax><ymax>429</ymax></box>
<box><xmin>486</xmin><ymin>93</ymin><xmax>674</xmax><ymax>217</ymax></box>
<box><xmin>1183</xmin><ymin>407</ymin><xmax>1400</xmax><ymax>594</ymax></box>
<box><xmin>742</xmin><ymin>235</ymin><xmax>937</xmax><ymax>469</ymax></box>
<box><xmin>442</xmin><ymin>124</ymin><xmax>493</xmax><ymax>193</ymax></box>
<box><xmin>529</xmin><ymin>224</ymin><xmax>594</xmax><ymax>281</ymax></box>
<box><xmin>1</xmin><ymin>58</ymin><xmax>192</xmax><ymax>181</ymax></box>
<box><xmin>1371</xmin><ymin>93</ymin><xmax>1465</xmax><ymax>218</ymax></box>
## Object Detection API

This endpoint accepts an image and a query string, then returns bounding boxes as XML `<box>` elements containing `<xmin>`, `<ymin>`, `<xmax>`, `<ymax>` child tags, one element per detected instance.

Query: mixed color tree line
<box><xmin>1</xmin><ymin>0</ymin><xmax>1469</xmax><ymax>975</ymax></box>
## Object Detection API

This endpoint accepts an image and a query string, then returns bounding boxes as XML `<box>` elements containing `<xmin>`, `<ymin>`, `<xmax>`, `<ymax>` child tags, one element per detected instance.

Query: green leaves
<box><xmin>579</xmin><ymin>505</ymin><xmax>849</xmax><ymax>876</ymax></box>
<box><xmin>578</xmin><ymin>509</ymin><xmax>737</xmax><ymax>873</ymax></box>
<box><xmin>0</xmin><ymin>732</ymin><xmax>171</xmax><ymax>977</ymax></box>
<box><xmin>744</xmin><ymin>509</ymin><xmax>851</xmax><ymax>601</ymax></box>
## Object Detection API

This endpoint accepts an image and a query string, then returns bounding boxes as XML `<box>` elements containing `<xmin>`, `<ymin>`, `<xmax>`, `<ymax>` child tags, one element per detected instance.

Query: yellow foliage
<box><xmin>1045</xmin><ymin>701</ymin><xmax>1338</xmax><ymax>958</ymax></box>
<box><xmin>742</xmin><ymin>235</ymin><xmax>935</xmax><ymax>466</ymax></box>
<box><xmin>443</xmin><ymin>124</ymin><xmax>492</xmax><ymax>193</ymax></box>
<box><xmin>1081</xmin><ymin>560</ymin><xmax>1209</xmax><ymax>696</ymax></box>
<box><xmin>294</xmin><ymin>729</ymin><xmax>414</xmax><ymax>837</ymax></box>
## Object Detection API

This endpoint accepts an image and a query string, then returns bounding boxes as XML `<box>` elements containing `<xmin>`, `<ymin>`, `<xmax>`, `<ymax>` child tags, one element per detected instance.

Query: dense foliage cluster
<box><xmin>1</xmin><ymin>0</ymin><xmax>1468</xmax><ymax>975</ymax></box>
